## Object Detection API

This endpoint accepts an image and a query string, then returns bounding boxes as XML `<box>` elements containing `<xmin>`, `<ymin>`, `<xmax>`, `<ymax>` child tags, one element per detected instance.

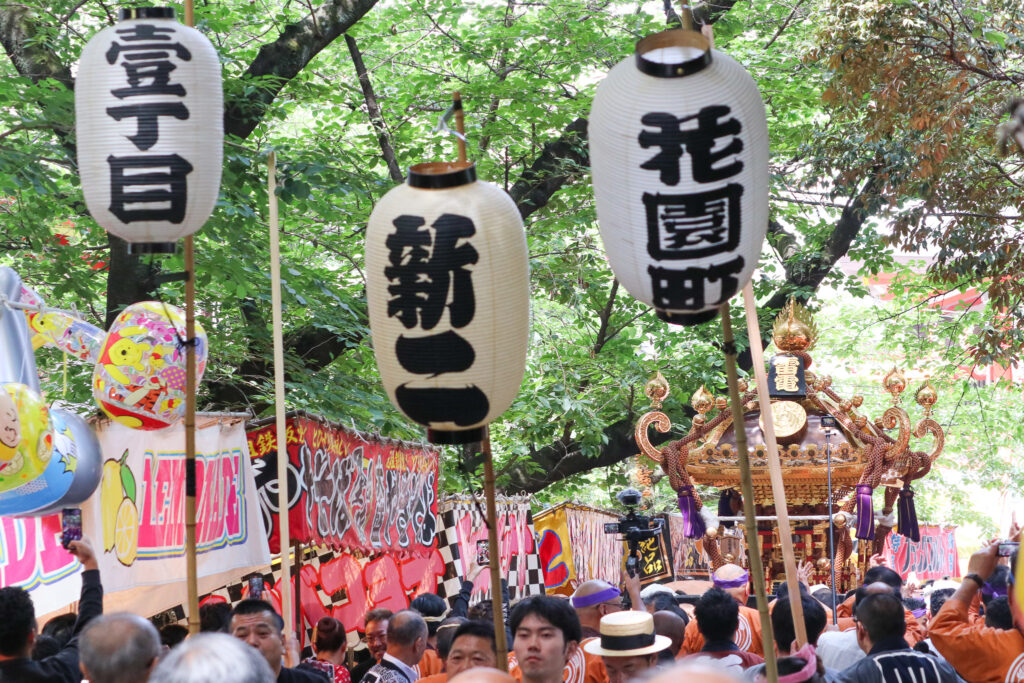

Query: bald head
<box><xmin>712</xmin><ymin>564</ymin><xmax>749</xmax><ymax>605</ymax></box>
<box><xmin>449</xmin><ymin>667</ymin><xmax>517</xmax><ymax>683</ymax></box>
<box><xmin>571</xmin><ymin>580</ymin><xmax>622</xmax><ymax>630</ymax></box>
<box><xmin>647</xmin><ymin>662</ymin><xmax>740</xmax><ymax>683</ymax></box>
<box><xmin>386</xmin><ymin>610</ymin><xmax>428</xmax><ymax>667</ymax></box>
<box><xmin>80</xmin><ymin>613</ymin><xmax>161</xmax><ymax>683</ymax></box>
<box><xmin>653</xmin><ymin>610</ymin><xmax>687</xmax><ymax>655</ymax></box>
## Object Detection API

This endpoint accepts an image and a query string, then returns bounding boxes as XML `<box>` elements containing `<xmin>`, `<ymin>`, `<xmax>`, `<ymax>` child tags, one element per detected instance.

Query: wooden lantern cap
<box><xmin>120</xmin><ymin>7</ymin><xmax>175</xmax><ymax>20</ymax></box>
<box><xmin>635</xmin><ymin>29</ymin><xmax>712</xmax><ymax>78</ymax></box>
<box><xmin>408</xmin><ymin>161</ymin><xmax>477</xmax><ymax>189</ymax></box>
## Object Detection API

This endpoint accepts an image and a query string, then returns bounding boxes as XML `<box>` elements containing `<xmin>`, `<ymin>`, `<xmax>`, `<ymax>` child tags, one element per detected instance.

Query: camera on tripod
<box><xmin>604</xmin><ymin>488</ymin><xmax>664</xmax><ymax>578</ymax></box>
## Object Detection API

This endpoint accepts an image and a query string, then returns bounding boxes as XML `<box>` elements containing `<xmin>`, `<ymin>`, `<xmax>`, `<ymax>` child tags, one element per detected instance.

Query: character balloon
<box><xmin>93</xmin><ymin>301</ymin><xmax>208</xmax><ymax>430</ymax></box>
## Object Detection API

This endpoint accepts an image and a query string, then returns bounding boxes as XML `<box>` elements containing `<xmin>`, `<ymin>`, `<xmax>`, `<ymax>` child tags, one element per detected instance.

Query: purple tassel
<box><xmin>897</xmin><ymin>485</ymin><xmax>920</xmax><ymax>542</ymax></box>
<box><xmin>677</xmin><ymin>485</ymin><xmax>706</xmax><ymax>538</ymax></box>
<box><xmin>718</xmin><ymin>490</ymin><xmax>735</xmax><ymax>528</ymax></box>
<box><xmin>855</xmin><ymin>484</ymin><xmax>875</xmax><ymax>540</ymax></box>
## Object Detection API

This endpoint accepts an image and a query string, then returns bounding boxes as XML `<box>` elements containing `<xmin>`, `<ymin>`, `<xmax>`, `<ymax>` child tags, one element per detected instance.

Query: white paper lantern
<box><xmin>366</xmin><ymin>162</ymin><xmax>530</xmax><ymax>444</ymax></box>
<box><xmin>590</xmin><ymin>30</ymin><xmax>769</xmax><ymax>325</ymax></box>
<box><xmin>76</xmin><ymin>7</ymin><xmax>223</xmax><ymax>253</ymax></box>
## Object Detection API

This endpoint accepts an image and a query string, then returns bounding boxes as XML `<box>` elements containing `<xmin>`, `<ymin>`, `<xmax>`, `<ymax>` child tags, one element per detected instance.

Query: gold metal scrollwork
<box><xmin>635</xmin><ymin>411</ymin><xmax>671</xmax><ymax>464</ymax></box>
<box><xmin>881</xmin><ymin>405</ymin><xmax>912</xmax><ymax>463</ymax></box>
<box><xmin>913</xmin><ymin>416</ymin><xmax>945</xmax><ymax>464</ymax></box>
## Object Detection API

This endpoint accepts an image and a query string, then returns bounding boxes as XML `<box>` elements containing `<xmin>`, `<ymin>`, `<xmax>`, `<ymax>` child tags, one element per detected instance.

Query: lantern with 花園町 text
<box><xmin>75</xmin><ymin>7</ymin><xmax>222</xmax><ymax>252</ymax></box>
<box><xmin>589</xmin><ymin>30</ymin><xmax>769</xmax><ymax>325</ymax></box>
<box><xmin>365</xmin><ymin>162</ymin><xmax>529</xmax><ymax>444</ymax></box>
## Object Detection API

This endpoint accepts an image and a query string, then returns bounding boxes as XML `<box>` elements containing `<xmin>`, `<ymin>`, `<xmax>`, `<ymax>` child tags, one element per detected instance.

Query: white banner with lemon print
<box><xmin>0</xmin><ymin>415</ymin><xmax>270</xmax><ymax>620</ymax></box>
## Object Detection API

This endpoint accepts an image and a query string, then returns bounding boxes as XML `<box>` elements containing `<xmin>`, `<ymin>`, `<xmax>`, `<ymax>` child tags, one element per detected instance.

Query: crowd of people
<box><xmin>1</xmin><ymin>534</ymin><xmax>1022</xmax><ymax>683</ymax></box>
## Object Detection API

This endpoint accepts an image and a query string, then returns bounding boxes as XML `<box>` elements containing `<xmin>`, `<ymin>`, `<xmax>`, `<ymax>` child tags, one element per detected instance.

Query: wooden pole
<box><xmin>482</xmin><ymin>428</ymin><xmax>509</xmax><ymax>671</ymax></box>
<box><xmin>453</xmin><ymin>92</ymin><xmax>467</xmax><ymax>164</ymax></box>
<box><xmin>269</xmin><ymin>151</ymin><xmax>294</xmax><ymax>635</ymax></box>
<box><xmin>183</xmin><ymin>0</ymin><xmax>199</xmax><ymax>637</ymax></box>
<box><xmin>720</xmin><ymin>303</ymin><xmax>777</xmax><ymax>683</ymax></box>
<box><xmin>742</xmin><ymin>283</ymin><xmax>808</xmax><ymax>647</ymax></box>
<box><xmin>294</xmin><ymin>541</ymin><xmax>303</xmax><ymax>649</ymax></box>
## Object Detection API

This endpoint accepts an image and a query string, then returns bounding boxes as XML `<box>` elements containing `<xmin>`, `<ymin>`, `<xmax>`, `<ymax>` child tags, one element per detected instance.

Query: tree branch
<box><xmin>345</xmin><ymin>33</ymin><xmax>403</xmax><ymax>183</ymax></box>
<box><xmin>223</xmin><ymin>0</ymin><xmax>381</xmax><ymax>140</ymax></box>
<box><xmin>509</xmin><ymin>117</ymin><xmax>588</xmax><ymax>220</ymax></box>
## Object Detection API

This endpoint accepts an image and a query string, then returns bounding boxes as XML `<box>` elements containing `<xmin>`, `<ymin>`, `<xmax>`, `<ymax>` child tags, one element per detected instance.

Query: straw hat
<box><xmin>582</xmin><ymin>611</ymin><xmax>672</xmax><ymax>657</ymax></box>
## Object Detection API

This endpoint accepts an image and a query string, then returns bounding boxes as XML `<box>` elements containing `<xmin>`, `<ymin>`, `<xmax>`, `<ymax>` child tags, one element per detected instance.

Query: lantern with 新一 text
<box><xmin>589</xmin><ymin>30</ymin><xmax>769</xmax><ymax>325</ymax></box>
<box><xmin>366</xmin><ymin>162</ymin><xmax>529</xmax><ymax>444</ymax></box>
<box><xmin>75</xmin><ymin>7</ymin><xmax>223</xmax><ymax>253</ymax></box>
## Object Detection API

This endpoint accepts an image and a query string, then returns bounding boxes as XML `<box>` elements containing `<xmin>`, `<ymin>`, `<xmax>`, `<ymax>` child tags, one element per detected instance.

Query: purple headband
<box><xmin>714</xmin><ymin>571</ymin><xmax>750</xmax><ymax>590</ymax></box>
<box><xmin>911</xmin><ymin>608</ymin><xmax>927</xmax><ymax>619</ymax></box>
<box><xmin>982</xmin><ymin>582</ymin><xmax>1008</xmax><ymax>599</ymax></box>
<box><xmin>571</xmin><ymin>586</ymin><xmax>621</xmax><ymax>608</ymax></box>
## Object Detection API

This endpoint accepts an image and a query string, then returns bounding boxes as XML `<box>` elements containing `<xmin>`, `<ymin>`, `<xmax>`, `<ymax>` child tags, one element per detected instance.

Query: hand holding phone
<box><xmin>61</xmin><ymin>508</ymin><xmax>82</xmax><ymax>550</ymax></box>
<box><xmin>476</xmin><ymin>539</ymin><xmax>490</xmax><ymax>566</ymax></box>
<box><xmin>249</xmin><ymin>576</ymin><xmax>265</xmax><ymax>600</ymax></box>
<box><xmin>998</xmin><ymin>541</ymin><xmax>1019</xmax><ymax>557</ymax></box>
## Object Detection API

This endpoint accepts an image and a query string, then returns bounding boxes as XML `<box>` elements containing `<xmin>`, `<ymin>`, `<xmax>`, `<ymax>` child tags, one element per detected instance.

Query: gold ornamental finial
<box><xmin>645</xmin><ymin>372</ymin><xmax>670</xmax><ymax>409</ymax></box>
<box><xmin>915</xmin><ymin>379</ymin><xmax>938</xmax><ymax>415</ymax></box>
<box><xmin>883</xmin><ymin>367</ymin><xmax>907</xmax><ymax>404</ymax></box>
<box><xmin>691</xmin><ymin>385</ymin><xmax>714</xmax><ymax>415</ymax></box>
<box><xmin>772</xmin><ymin>298</ymin><xmax>818</xmax><ymax>352</ymax></box>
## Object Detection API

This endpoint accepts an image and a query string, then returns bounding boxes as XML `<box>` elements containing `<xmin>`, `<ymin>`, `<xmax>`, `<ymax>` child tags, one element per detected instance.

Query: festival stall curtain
<box><xmin>246</xmin><ymin>412</ymin><xmax>441</xmax><ymax>555</ymax></box>
<box><xmin>882</xmin><ymin>524</ymin><xmax>960</xmax><ymax>582</ymax></box>
<box><xmin>1</xmin><ymin>416</ymin><xmax>269</xmax><ymax>619</ymax></box>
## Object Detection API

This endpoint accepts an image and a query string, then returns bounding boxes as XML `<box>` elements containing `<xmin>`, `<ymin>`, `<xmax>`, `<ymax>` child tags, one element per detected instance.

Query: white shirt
<box><xmin>382</xmin><ymin>653</ymin><xmax>419</xmax><ymax>682</ymax></box>
<box><xmin>817</xmin><ymin>630</ymin><xmax>865</xmax><ymax>671</ymax></box>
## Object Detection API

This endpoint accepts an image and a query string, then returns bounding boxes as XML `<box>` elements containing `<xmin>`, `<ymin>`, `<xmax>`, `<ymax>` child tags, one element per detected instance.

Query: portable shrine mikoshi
<box><xmin>635</xmin><ymin>300</ymin><xmax>945</xmax><ymax>594</ymax></box>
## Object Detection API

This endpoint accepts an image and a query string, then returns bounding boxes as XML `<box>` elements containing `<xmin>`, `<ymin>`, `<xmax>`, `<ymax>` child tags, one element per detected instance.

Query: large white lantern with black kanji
<box><xmin>366</xmin><ymin>162</ymin><xmax>529</xmax><ymax>444</ymax></box>
<box><xmin>76</xmin><ymin>7</ymin><xmax>222</xmax><ymax>253</ymax></box>
<box><xmin>590</xmin><ymin>30</ymin><xmax>769</xmax><ymax>325</ymax></box>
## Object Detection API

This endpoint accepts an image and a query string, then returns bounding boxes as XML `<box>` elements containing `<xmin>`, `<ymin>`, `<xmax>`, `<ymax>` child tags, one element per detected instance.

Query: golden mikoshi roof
<box><xmin>634</xmin><ymin>300</ymin><xmax>945</xmax><ymax>505</ymax></box>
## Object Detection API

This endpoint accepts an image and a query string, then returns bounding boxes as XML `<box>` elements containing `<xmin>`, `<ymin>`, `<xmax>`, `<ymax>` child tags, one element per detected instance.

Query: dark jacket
<box><xmin>279</xmin><ymin>666</ymin><xmax>331</xmax><ymax>683</ymax></box>
<box><xmin>0</xmin><ymin>569</ymin><xmax>103</xmax><ymax>683</ymax></box>
<box><xmin>834</xmin><ymin>636</ymin><xmax>962</xmax><ymax>683</ymax></box>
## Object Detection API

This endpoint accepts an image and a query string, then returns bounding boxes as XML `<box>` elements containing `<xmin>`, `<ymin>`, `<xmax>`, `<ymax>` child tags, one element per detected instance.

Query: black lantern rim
<box><xmin>635</xmin><ymin>29</ymin><xmax>713</xmax><ymax>78</ymax></box>
<box><xmin>427</xmin><ymin>427</ymin><xmax>485</xmax><ymax>445</ymax></box>
<box><xmin>656</xmin><ymin>308</ymin><xmax>719</xmax><ymax>326</ymax></box>
<box><xmin>119</xmin><ymin>7</ymin><xmax>176</xmax><ymax>20</ymax></box>
<box><xmin>407</xmin><ymin>161</ymin><xmax>477</xmax><ymax>189</ymax></box>
<box><xmin>126</xmin><ymin>241</ymin><xmax>177</xmax><ymax>255</ymax></box>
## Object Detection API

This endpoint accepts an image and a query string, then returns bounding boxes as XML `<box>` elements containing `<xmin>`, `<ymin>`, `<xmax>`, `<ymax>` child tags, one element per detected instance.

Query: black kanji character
<box><xmin>394</xmin><ymin>385</ymin><xmax>490</xmax><ymax>427</ymax></box>
<box><xmin>110</xmin><ymin>60</ymin><xmax>187</xmax><ymax>99</ymax></box>
<box><xmin>107</xmin><ymin>154</ymin><xmax>193</xmax><ymax>223</ymax></box>
<box><xmin>384</xmin><ymin>212</ymin><xmax>478</xmax><ymax>331</ymax></box>
<box><xmin>107</xmin><ymin>102</ymin><xmax>190</xmax><ymax>150</ymax></box>
<box><xmin>647</xmin><ymin>256</ymin><xmax>745</xmax><ymax>311</ymax></box>
<box><xmin>105</xmin><ymin>24</ymin><xmax>192</xmax><ymax>64</ymax></box>
<box><xmin>643</xmin><ymin>184</ymin><xmax>743</xmax><ymax>260</ymax></box>
<box><xmin>395</xmin><ymin>331</ymin><xmax>475</xmax><ymax>376</ymax></box>
<box><xmin>639</xmin><ymin>106</ymin><xmax>744</xmax><ymax>185</ymax></box>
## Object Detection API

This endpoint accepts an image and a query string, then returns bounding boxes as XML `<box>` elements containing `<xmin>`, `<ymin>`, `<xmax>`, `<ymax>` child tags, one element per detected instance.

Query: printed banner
<box><xmin>883</xmin><ymin>525</ymin><xmax>960</xmax><ymax>582</ymax></box>
<box><xmin>667</xmin><ymin>513</ymin><xmax>713</xmax><ymax>579</ymax></box>
<box><xmin>246</xmin><ymin>415</ymin><xmax>440</xmax><ymax>556</ymax></box>
<box><xmin>0</xmin><ymin>417</ymin><xmax>269</xmax><ymax>616</ymax></box>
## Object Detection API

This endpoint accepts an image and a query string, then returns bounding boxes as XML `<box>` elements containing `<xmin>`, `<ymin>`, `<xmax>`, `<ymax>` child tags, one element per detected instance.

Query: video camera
<box><xmin>604</xmin><ymin>488</ymin><xmax>664</xmax><ymax>578</ymax></box>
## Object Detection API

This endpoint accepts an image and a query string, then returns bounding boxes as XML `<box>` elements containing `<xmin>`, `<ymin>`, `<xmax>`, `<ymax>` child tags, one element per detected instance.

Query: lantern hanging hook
<box><xmin>435</xmin><ymin>101</ymin><xmax>467</xmax><ymax>146</ymax></box>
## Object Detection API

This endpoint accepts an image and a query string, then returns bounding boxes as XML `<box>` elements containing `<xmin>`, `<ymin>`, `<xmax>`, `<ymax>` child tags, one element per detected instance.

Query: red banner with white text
<box><xmin>246</xmin><ymin>414</ymin><xmax>440</xmax><ymax>556</ymax></box>
<box><xmin>882</xmin><ymin>525</ymin><xmax>960</xmax><ymax>582</ymax></box>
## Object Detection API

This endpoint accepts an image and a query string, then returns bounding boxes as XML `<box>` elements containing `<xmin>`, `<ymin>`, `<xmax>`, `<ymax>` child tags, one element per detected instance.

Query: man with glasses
<box><xmin>571</xmin><ymin>571</ymin><xmax>642</xmax><ymax>641</ymax></box>
<box><xmin>353</xmin><ymin>609</ymin><xmax>393</xmax><ymax>683</ymax></box>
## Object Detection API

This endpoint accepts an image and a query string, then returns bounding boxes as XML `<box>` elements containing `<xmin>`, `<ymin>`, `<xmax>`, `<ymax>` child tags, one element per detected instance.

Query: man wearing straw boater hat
<box><xmin>583</xmin><ymin>611</ymin><xmax>671</xmax><ymax>683</ymax></box>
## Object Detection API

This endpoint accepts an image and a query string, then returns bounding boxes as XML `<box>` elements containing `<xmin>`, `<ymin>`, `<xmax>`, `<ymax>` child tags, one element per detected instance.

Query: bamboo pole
<box><xmin>453</xmin><ymin>92</ymin><xmax>467</xmax><ymax>163</ymax></box>
<box><xmin>720</xmin><ymin>303</ymin><xmax>777</xmax><ymax>683</ymax></box>
<box><xmin>482</xmin><ymin>429</ymin><xmax>509</xmax><ymax>671</ymax></box>
<box><xmin>269</xmin><ymin>151</ymin><xmax>294</xmax><ymax>635</ymax></box>
<box><xmin>742</xmin><ymin>283</ymin><xmax>807</xmax><ymax>647</ymax></box>
<box><xmin>183</xmin><ymin>0</ymin><xmax>199</xmax><ymax>637</ymax></box>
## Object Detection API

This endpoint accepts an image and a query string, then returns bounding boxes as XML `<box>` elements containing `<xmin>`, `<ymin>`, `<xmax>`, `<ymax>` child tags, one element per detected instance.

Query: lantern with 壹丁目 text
<box><xmin>75</xmin><ymin>7</ymin><xmax>223</xmax><ymax>253</ymax></box>
<box><xmin>365</xmin><ymin>162</ymin><xmax>529</xmax><ymax>445</ymax></box>
<box><xmin>589</xmin><ymin>29</ymin><xmax>769</xmax><ymax>325</ymax></box>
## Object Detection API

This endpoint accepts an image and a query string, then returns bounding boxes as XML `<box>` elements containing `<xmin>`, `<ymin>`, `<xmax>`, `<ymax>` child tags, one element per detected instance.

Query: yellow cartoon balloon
<box><xmin>92</xmin><ymin>302</ymin><xmax>208</xmax><ymax>430</ymax></box>
<box><xmin>0</xmin><ymin>383</ymin><xmax>53</xmax><ymax>494</ymax></box>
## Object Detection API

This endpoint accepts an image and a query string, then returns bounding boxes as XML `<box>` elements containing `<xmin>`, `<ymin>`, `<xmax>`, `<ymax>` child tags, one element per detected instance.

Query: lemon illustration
<box><xmin>100</xmin><ymin>457</ymin><xmax>124</xmax><ymax>552</ymax></box>
<box><xmin>114</xmin><ymin>498</ymin><xmax>139</xmax><ymax>566</ymax></box>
